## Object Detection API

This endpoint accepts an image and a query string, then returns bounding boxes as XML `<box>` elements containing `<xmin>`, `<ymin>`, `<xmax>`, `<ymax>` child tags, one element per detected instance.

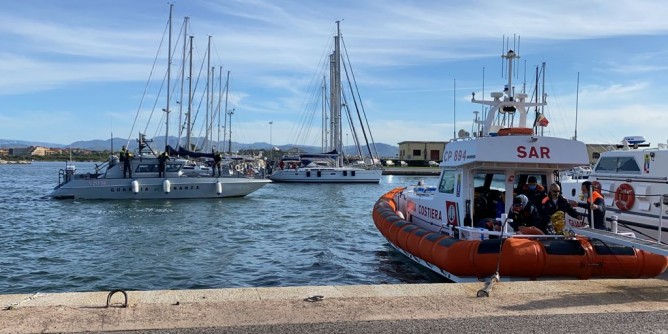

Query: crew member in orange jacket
<box><xmin>569</xmin><ymin>181</ymin><xmax>606</xmax><ymax>230</ymax></box>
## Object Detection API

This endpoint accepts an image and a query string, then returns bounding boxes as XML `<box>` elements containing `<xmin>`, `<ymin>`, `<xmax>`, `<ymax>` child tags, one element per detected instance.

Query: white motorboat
<box><xmin>269</xmin><ymin>21</ymin><xmax>382</xmax><ymax>183</ymax></box>
<box><xmin>561</xmin><ymin>137</ymin><xmax>668</xmax><ymax>237</ymax></box>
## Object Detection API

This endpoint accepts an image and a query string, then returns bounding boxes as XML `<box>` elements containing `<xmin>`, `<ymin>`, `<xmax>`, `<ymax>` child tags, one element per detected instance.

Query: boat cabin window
<box><xmin>473</xmin><ymin>173</ymin><xmax>506</xmax><ymax>225</ymax></box>
<box><xmin>135</xmin><ymin>163</ymin><xmax>181</xmax><ymax>173</ymax></box>
<box><xmin>594</xmin><ymin>156</ymin><xmax>641</xmax><ymax>174</ymax></box>
<box><xmin>135</xmin><ymin>164</ymin><xmax>157</xmax><ymax>173</ymax></box>
<box><xmin>438</xmin><ymin>170</ymin><xmax>456</xmax><ymax>194</ymax></box>
<box><xmin>166</xmin><ymin>164</ymin><xmax>181</xmax><ymax>172</ymax></box>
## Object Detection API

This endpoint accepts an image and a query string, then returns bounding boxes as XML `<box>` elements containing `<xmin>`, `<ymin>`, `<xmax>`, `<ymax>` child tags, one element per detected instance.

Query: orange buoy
<box><xmin>497</xmin><ymin>127</ymin><xmax>534</xmax><ymax>136</ymax></box>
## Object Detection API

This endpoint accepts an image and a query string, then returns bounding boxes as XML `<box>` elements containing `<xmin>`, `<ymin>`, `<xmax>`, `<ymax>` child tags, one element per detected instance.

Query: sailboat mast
<box><xmin>333</xmin><ymin>21</ymin><xmax>342</xmax><ymax>166</ymax></box>
<box><xmin>210</xmin><ymin>65</ymin><xmax>215</xmax><ymax>152</ymax></box>
<box><xmin>204</xmin><ymin>36</ymin><xmax>212</xmax><ymax>152</ymax></box>
<box><xmin>321</xmin><ymin>75</ymin><xmax>327</xmax><ymax>152</ymax></box>
<box><xmin>187</xmin><ymin>35</ymin><xmax>193</xmax><ymax>152</ymax></box>
<box><xmin>217</xmin><ymin>66</ymin><xmax>223</xmax><ymax>151</ymax></box>
<box><xmin>178</xmin><ymin>16</ymin><xmax>188</xmax><ymax>150</ymax></box>
<box><xmin>164</xmin><ymin>3</ymin><xmax>173</xmax><ymax>151</ymax></box>
<box><xmin>223</xmin><ymin>71</ymin><xmax>230</xmax><ymax>152</ymax></box>
<box><xmin>329</xmin><ymin>53</ymin><xmax>336</xmax><ymax>152</ymax></box>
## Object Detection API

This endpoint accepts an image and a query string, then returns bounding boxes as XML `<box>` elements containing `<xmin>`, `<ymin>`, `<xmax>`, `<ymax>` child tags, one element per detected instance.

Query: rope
<box><xmin>477</xmin><ymin>216</ymin><xmax>511</xmax><ymax>298</ymax></box>
<box><xmin>2</xmin><ymin>292</ymin><xmax>45</xmax><ymax>310</ymax></box>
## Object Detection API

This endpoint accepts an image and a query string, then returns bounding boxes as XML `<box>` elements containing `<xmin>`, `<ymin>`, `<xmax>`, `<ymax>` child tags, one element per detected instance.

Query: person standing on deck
<box><xmin>157</xmin><ymin>151</ymin><xmax>169</xmax><ymax>178</ymax></box>
<box><xmin>569</xmin><ymin>181</ymin><xmax>606</xmax><ymax>230</ymax></box>
<box><xmin>212</xmin><ymin>149</ymin><xmax>223</xmax><ymax>177</ymax></box>
<box><xmin>541</xmin><ymin>183</ymin><xmax>579</xmax><ymax>234</ymax></box>
<box><xmin>120</xmin><ymin>146</ymin><xmax>133</xmax><ymax>178</ymax></box>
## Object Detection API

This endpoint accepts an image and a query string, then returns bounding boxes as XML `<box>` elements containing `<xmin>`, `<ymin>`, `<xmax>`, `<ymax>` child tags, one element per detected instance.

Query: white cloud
<box><xmin>3</xmin><ymin>0</ymin><xmax>668</xmax><ymax>145</ymax></box>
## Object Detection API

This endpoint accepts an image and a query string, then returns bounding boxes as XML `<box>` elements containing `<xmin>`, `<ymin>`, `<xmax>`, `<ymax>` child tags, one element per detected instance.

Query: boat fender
<box><xmin>131</xmin><ymin>180</ymin><xmax>139</xmax><ymax>194</ymax></box>
<box><xmin>614</xmin><ymin>183</ymin><xmax>635</xmax><ymax>211</ymax></box>
<box><xmin>396</xmin><ymin>210</ymin><xmax>405</xmax><ymax>219</ymax></box>
<box><xmin>216</xmin><ymin>181</ymin><xmax>222</xmax><ymax>195</ymax></box>
<box><xmin>163</xmin><ymin>179</ymin><xmax>171</xmax><ymax>194</ymax></box>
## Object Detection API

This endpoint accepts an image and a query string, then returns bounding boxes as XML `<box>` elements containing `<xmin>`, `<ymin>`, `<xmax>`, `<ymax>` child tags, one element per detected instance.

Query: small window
<box><xmin>166</xmin><ymin>164</ymin><xmax>181</xmax><ymax>172</ymax></box>
<box><xmin>136</xmin><ymin>164</ymin><xmax>158</xmax><ymax>173</ymax></box>
<box><xmin>412</xmin><ymin>149</ymin><xmax>421</xmax><ymax>156</ymax></box>
<box><xmin>618</xmin><ymin>157</ymin><xmax>641</xmax><ymax>172</ymax></box>
<box><xmin>595</xmin><ymin>157</ymin><xmax>640</xmax><ymax>174</ymax></box>
<box><xmin>439</xmin><ymin>170</ymin><xmax>456</xmax><ymax>194</ymax></box>
<box><xmin>595</xmin><ymin>157</ymin><xmax>616</xmax><ymax>172</ymax></box>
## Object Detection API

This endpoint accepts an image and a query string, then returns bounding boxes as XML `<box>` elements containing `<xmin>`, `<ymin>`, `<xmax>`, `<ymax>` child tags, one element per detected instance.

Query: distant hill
<box><xmin>0</xmin><ymin>139</ymin><xmax>65</xmax><ymax>149</ymax></box>
<box><xmin>0</xmin><ymin>137</ymin><xmax>399</xmax><ymax>158</ymax></box>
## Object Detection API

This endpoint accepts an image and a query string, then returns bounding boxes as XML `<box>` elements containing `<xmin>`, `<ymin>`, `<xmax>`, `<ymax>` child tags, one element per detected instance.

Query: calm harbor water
<box><xmin>0</xmin><ymin>162</ymin><xmax>446</xmax><ymax>294</ymax></box>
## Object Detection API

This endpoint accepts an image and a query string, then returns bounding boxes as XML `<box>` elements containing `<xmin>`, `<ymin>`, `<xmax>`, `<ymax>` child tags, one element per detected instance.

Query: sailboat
<box><xmin>269</xmin><ymin>22</ymin><xmax>383</xmax><ymax>183</ymax></box>
<box><xmin>50</xmin><ymin>4</ymin><xmax>270</xmax><ymax>200</ymax></box>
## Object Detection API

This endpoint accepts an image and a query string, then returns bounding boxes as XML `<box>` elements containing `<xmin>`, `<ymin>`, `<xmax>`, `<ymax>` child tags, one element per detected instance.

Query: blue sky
<box><xmin>2</xmin><ymin>0</ymin><xmax>668</xmax><ymax>147</ymax></box>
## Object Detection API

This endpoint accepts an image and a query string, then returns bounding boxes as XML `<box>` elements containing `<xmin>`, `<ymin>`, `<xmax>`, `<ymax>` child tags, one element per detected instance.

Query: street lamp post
<box><xmin>269</xmin><ymin>121</ymin><xmax>273</xmax><ymax>160</ymax></box>
<box><xmin>227</xmin><ymin>108</ymin><xmax>235</xmax><ymax>154</ymax></box>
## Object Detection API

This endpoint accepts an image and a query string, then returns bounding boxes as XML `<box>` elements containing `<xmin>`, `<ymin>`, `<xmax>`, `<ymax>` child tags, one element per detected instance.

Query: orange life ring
<box><xmin>614</xmin><ymin>183</ymin><xmax>635</xmax><ymax>211</ymax></box>
<box><xmin>497</xmin><ymin>127</ymin><xmax>534</xmax><ymax>136</ymax></box>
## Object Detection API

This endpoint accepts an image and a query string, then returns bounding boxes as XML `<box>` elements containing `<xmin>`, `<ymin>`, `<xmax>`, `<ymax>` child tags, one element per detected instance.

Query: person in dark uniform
<box><xmin>212</xmin><ymin>149</ymin><xmax>223</xmax><ymax>177</ymax></box>
<box><xmin>541</xmin><ymin>183</ymin><xmax>579</xmax><ymax>234</ymax></box>
<box><xmin>121</xmin><ymin>146</ymin><xmax>133</xmax><ymax>178</ymax></box>
<box><xmin>157</xmin><ymin>151</ymin><xmax>169</xmax><ymax>178</ymax></box>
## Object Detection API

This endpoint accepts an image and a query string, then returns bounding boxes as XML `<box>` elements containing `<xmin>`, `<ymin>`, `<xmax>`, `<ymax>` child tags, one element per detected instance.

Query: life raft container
<box><xmin>497</xmin><ymin>127</ymin><xmax>534</xmax><ymax>136</ymax></box>
<box><xmin>372</xmin><ymin>187</ymin><xmax>667</xmax><ymax>280</ymax></box>
<box><xmin>614</xmin><ymin>183</ymin><xmax>635</xmax><ymax>211</ymax></box>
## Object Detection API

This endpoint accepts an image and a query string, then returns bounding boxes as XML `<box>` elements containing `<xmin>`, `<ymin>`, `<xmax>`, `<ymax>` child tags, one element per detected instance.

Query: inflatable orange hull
<box><xmin>373</xmin><ymin>187</ymin><xmax>668</xmax><ymax>280</ymax></box>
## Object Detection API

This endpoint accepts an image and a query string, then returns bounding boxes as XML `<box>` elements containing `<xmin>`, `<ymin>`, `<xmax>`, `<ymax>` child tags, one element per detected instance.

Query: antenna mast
<box><xmin>575</xmin><ymin>72</ymin><xmax>580</xmax><ymax>141</ymax></box>
<box><xmin>453</xmin><ymin>78</ymin><xmax>456</xmax><ymax>140</ymax></box>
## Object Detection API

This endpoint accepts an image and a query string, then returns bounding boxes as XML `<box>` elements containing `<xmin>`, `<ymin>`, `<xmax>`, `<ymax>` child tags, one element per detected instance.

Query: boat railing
<box><xmin>456</xmin><ymin>226</ymin><xmax>570</xmax><ymax>240</ymax></box>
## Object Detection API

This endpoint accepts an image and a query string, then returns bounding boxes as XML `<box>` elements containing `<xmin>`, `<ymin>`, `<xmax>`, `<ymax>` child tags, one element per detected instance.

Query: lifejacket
<box><xmin>587</xmin><ymin>191</ymin><xmax>604</xmax><ymax>204</ymax></box>
<box><xmin>522</xmin><ymin>184</ymin><xmax>545</xmax><ymax>192</ymax></box>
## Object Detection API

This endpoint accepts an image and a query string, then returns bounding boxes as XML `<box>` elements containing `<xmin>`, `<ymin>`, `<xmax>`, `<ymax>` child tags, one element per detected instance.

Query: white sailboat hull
<box><xmin>51</xmin><ymin>177</ymin><xmax>270</xmax><ymax>200</ymax></box>
<box><xmin>50</xmin><ymin>155</ymin><xmax>270</xmax><ymax>200</ymax></box>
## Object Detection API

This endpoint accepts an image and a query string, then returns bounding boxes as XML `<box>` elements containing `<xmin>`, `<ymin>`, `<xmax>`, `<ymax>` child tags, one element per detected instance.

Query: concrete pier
<box><xmin>2</xmin><ymin>279</ymin><xmax>666</xmax><ymax>333</ymax></box>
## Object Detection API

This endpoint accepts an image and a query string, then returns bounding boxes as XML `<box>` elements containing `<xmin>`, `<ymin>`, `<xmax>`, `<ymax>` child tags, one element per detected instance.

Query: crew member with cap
<box><xmin>518</xmin><ymin>175</ymin><xmax>547</xmax><ymax>208</ymax></box>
